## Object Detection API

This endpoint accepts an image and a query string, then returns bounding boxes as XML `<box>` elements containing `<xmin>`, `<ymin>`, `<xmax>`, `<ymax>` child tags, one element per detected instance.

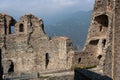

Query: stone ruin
<box><xmin>73</xmin><ymin>0</ymin><xmax>120</xmax><ymax>80</ymax></box>
<box><xmin>0</xmin><ymin>0</ymin><xmax>120</xmax><ymax>80</ymax></box>
<box><xmin>0</xmin><ymin>13</ymin><xmax>74</xmax><ymax>79</ymax></box>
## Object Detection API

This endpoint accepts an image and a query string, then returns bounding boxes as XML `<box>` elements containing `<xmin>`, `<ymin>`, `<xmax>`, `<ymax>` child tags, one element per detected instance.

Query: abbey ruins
<box><xmin>73</xmin><ymin>0</ymin><xmax>120</xmax><ymax>80</ymax></box>
<box><xmin>0</xmin><ymin>13</ymin><xmax>75</xmax><ymax>79</ymax></box>
<box><xmin>0</xmin><ymin>0</ymin><xmax>120</xmax><ymax>80</ymax></box>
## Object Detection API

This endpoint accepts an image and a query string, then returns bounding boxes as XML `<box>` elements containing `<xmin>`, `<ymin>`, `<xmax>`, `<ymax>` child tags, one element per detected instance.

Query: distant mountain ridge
<box><xmin>44</xmin><ymin>10</ymin><xmax>92</xmax><ymax>50</ymax></box>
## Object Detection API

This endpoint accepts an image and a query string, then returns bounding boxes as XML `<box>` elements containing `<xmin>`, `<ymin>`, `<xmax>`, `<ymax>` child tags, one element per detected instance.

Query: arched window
<box><xmin>19</xmin><ymin>24</ymin><xmax>24</xmax><ymax>32</ymax></box>
<box><xmin>9</xmin><ymin>26</ymin><xmax>15</xmax><ymax>34</ymax></box>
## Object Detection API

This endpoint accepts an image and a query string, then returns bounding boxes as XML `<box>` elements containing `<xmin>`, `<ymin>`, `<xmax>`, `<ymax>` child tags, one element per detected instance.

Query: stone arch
<box><xmin>8</xmin><ymin>19</ymin><xmax>16</xmax><ymax>34</ymax></box>
<box><xmin>19</xmin><ymin>24</ymin><xmax>24</xmax><ymax>32</ymax></box>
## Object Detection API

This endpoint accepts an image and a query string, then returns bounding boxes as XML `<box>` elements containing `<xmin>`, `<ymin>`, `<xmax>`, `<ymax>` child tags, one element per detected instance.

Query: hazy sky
<box><xmin>0</xmin><ymin>0</ymin><xmax>95</xmax><ymax>18</ymax></box>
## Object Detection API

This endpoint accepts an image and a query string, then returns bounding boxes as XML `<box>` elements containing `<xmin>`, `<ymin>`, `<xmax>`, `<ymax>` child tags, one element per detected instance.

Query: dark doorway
<box><xmin>7</xmin><ymin>60</ymin><xmax>14</xmax><ymax>73</ymax></box>
<box><xmin>45</xmin><ymin>53</ymin><xmax>49</xmax><ymax>69</ymax></box>
<box><xmin>0</xmin><ymin>49</ymin><xmax>3</xmax><ymax>80</ymax></box>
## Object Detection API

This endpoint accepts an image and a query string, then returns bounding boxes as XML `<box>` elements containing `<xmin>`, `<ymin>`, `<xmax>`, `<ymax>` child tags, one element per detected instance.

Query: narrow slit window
<box><xmin>45</xmin><ymin>53</ymin><xmax>50</xmax><ymax>69</ymax></box>
<box><xmin>78</xmin><ymin>58</ymin><xmax>81</xmax><ymax>63</ymax></box>
<box><xmin>19</xmin><ymin>24</ymin><xmax>24</xmax><ymax>32</ymax></box>
<box><xmin>102</xmin><ymin>39</ymin><xmax>106</xmax><ymax>47</ymax></box>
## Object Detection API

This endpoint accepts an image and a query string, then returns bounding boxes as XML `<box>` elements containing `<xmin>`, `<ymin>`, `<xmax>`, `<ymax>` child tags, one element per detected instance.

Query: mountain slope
<box><xmin>45</xmin><ymin>10</ymin><xmax>92</xmax><ymax>50</ymax></box>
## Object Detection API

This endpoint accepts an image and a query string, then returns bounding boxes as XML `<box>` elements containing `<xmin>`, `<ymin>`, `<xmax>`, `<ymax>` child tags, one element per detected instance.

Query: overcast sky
<box><xmin>0</xmin><ymin>0</ymin><xmax>94</xmax><ymax>18</ymax></box>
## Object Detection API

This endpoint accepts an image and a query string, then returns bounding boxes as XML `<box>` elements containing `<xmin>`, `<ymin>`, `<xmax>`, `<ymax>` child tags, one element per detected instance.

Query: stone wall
<box><xmin>113</xmin><ymin>0</ymin><xmax>120</xmax><ymax>79</ymax></box>
<box><xmin>1</xmin><ymin>0</ymin><xmax>120</xmax><ymax>79</ymax></box>
<box><xmin>73</xmin><ymin>0</ymin><xmax>115</xmax><ymax>79</ymax></box>
<box><xmin>72</xmin><ymin>51</ymin><xmax>98</xmax><ymax>68</ymax></box>
<box><xmin>74</xmin><ymin>69</ymin><xmax>112</xmax><ymax>80</ymax></box>
<box><xmin>0</xmin><ymin>13</ymin><xmax>74</xmax><ymax>75</ymax></box>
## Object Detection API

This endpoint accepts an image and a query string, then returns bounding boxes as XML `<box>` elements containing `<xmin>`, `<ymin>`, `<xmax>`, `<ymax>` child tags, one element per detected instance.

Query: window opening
<box><xmin>102</xmin><ymin>39</ymin><xmax>106</xmax><ymax>47</ymax></box>
<box><xmin>45</xmin><ymin>53</ymin><xmax>50</xmax><ymax>69</ymax></box>
<box><xmin>97</xmin><ymin>55</ymin><xmax>102</xmax><ymax>60</ymax></box>
<box><xmin>95</xmin><ymin>14</ymin><xmax>108</xmax><ymax>32</ymax></box>
<box><xmin>9</xmin><ymin>26</ymin><xmax>15</xmax><ymax>34</ymax></box>
<box><xmin>19</xmin><ymin>24</ymin><xmax>24</xmax><ymax>32</ymax></box>
<box><xmin>78</xmin><ymin>58</ymin><xmax>81</xmax><ymax>63</ymax></box>
<box><xmin>89</xmin><ymin>39</ymin><xmax>99</xmax><ymax>45</ymax></box>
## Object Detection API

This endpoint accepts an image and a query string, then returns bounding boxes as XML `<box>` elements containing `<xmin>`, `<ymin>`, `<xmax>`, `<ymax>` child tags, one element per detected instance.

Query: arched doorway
<box><xmin>8</xmin><ymin>61</ymin><xmax>14</xmax><ymax>73</ymax></box>
<box><xmin>6</xmin><ymin>60</ymin><xmax>14</xmax><ymax>74</ymax></box>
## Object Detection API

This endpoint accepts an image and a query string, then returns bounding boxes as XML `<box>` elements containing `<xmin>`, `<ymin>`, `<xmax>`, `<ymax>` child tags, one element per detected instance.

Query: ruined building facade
<box><xmin>1</xmin><ymin>0</ymin><xmax>120</xmax><ymax>80</ymax></box>
<box><xmin>73</xmin><ymin>0</ymin><xmax>120</xmax><ymax>80</ymax></box>
<box><xmin>0</xmin><ymin>13</ymin><xmax>74</xmax><ymax>79</ymax></box>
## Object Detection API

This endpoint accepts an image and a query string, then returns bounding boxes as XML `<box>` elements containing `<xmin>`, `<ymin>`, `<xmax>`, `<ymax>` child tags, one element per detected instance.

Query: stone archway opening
<box><xmin>8</xmin><ymin>61</ymin><xmax>14</xmax><ymax>73</ymax></box>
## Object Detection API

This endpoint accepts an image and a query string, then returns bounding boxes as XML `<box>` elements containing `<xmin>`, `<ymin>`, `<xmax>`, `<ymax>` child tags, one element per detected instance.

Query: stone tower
<box><xmin>82</xmin><ymin>0</ymin><xmax>120</xmax><ymax>79</ymax></box>
<box><xmin>0</xmin><ymin>14</ymin><xmax>16</xmax><ymax>79</ymax></box>
<box><xmin>83</xmin><ymin>0</ymin><xmax>114</xmax><ymax>77</ymax></box>
<box><xmin>73</xmin><ymin>0</ymin><xmax>120</xmax><ymax>80</ymax></box>
<box><xmin>112</xmin><ymin>0</ymin><xmax>120</xmax><ymax>79</ymax></box>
